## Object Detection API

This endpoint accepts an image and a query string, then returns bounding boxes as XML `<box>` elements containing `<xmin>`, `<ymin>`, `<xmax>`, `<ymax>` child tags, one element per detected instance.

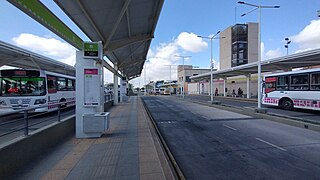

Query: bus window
<box><xmin>265</xmin><ymin>77</ymin><xmax>276</xmax><ymax>93</ymax></box>
<box><xmin>311</xmin><ymin>73</ymin><xmax>320</xmax><ymax>90</ymax></box>
<box><xmin>66</xmin><ymin>79</ymin><xmax>74</xmax><ymax>91</ymax></box>
<box><xmin>290</xmin><ymin>74</ymin><xmax>309</xmax><ymax>90</ymax></box>
<box><xmin>57</xmin><ymin>77</ymin><xmax>67</xmax><ymax>91</ymax></box>
<box><xmin>47</xmin><ymin>76</ymin><xmax>57</xmax><ymax>93</ymax></box>
<box><xmin>276</xmin><ymin>76</ymin><xmax>289</xmax><ymax>90</ymax></box>
<box><xmin>20</xmin><ymin>77</ymin><xmax>45</xmax><ymax>96</ymax></box>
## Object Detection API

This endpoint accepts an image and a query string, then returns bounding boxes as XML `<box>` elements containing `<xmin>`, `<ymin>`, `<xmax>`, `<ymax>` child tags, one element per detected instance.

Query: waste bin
<box><xmin>82</xmin><ymin>112</ymin><xmax>109</xmax><ymax>133</ymax></box>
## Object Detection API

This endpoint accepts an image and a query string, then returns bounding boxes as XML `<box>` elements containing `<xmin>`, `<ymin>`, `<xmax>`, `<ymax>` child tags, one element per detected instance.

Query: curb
<box><xmin>141</xmin><ymin>97</ymin><xmax>185</xmax><ymax>180</ymax></box>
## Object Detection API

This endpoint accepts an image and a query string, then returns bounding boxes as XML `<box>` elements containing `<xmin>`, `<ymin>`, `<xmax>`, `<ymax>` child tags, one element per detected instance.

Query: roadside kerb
<box><xmin>141</xmin><ymin>98</ymin><xmax>185</xmax><ymax>180</ymax></box>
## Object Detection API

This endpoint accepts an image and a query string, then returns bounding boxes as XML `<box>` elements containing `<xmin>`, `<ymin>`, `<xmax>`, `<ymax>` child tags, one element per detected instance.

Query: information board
<box><xmin>84</xmin><ymin>68</ymin><xmax>100</xmax><ymax>107</ymax></box>
<box><xmin>83</xmin><ymin>42</ymin><xmax>102</xmax><ymax>59</ymax></box>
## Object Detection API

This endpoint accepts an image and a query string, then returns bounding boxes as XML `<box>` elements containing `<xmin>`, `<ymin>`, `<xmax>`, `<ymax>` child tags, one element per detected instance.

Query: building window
<box><xmin>231</xmin><ymin>24</ymin><xmax>248</xmax><ymax>67</ymax></box>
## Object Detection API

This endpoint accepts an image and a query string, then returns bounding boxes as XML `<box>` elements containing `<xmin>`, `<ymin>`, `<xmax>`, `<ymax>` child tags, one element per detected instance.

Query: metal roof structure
<box><xmin>191</xmin><ymin>48</ymin><xmax>320</xmax><ymax>81</ymax></box>
<box><xmin>0</xmin><ymin>40</ymin><xmax>75</xmax><ymax>76</ymax></box>
<box><xmin>54</xmin><ymin>0</ymin><xmax>164</xmax><ymax>80</ymax></box>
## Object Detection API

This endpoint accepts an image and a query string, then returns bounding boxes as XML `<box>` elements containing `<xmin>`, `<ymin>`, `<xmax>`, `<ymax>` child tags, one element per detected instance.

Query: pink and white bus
<box><xmin>0</xmin><ymin>69</ymin><xmax>75</xmax><ymax>112</ymax></box>
<box><xmin>262</xmin><ymin>68</ymin><xmax>320</xmax><ymax>111</ymax></box>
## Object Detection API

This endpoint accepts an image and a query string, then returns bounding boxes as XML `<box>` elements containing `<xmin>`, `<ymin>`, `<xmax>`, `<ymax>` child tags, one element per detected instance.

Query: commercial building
<box><xmin>177</xmin><ymin>65</ymin><xmax>211</xmax><ymax>93</ymax></box>
<box><xmin>220</xmin><ymin>22</ymin><xmax>258</xmax><ymax>70</ymax></box>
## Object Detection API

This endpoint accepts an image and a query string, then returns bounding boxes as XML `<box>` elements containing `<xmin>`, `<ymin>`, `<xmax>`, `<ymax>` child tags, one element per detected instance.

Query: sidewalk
<box><xmin>12</xmin><ymin>96</ymin><xmax>174</xmax><ymax>180</ymax></box>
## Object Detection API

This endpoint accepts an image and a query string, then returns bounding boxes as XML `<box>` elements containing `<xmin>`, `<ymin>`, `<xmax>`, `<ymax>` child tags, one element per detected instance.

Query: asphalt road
<box><xmin>142</xmin><ymin>96</ymin><xmax>320</xmax><ymax>179</ymax></box>
<box><xmin>184</xmin><ymin>94</ymin><xmax>320</xmax><ymax>123</ymax></box>
<box><xmin>0</xmin><ymin>107</ymin><xmax>75</xmax><ymax>144</ymax></box>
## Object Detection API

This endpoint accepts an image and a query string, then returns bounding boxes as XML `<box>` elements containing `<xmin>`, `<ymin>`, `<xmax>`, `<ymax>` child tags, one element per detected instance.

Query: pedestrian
<box><xmin>215</xmin><ymin>88</ymin><xmax>218</xmax><ymax>96</ymax></box>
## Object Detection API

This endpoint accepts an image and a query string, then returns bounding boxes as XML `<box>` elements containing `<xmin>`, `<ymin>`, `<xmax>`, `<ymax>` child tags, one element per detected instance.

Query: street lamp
<box><xmin>238</xmin><ymin>1</ymin><xmax>280</xmax><ymax>109</ymax></box>
<box><xmin>164</xmin><ymin>64</ymin><xmax>177</xmax><ymax>95</ymax></box>
<box><xmin>197</xmin><ymin>31</ymin><xmax>224</xmax><ymax>102</ymax></box>
<box><xmin>144</xmin><ymin>59</ymin><xmax>150</xmax><ymax>95</ymax></box>
<box><xmin>175</xmin><ymin>55</ymin><xmax>191</xmax><ymax>99</ymax></box>
<box><xmin>284</xmin><ymin>37</ymin><xmax>291</xmax><ymax>55</ymax></box>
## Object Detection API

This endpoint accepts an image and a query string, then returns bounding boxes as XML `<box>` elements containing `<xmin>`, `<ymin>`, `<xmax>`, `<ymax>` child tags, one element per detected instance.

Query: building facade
<box><xmin>220</xmin><ymin>22</ymin><xmax>258</xmax><ymax>70</ymax></box>
<box><xmin>177</xmin><ymin>65</ymin><xmax>211</xmax><ymax>93</ymax></box>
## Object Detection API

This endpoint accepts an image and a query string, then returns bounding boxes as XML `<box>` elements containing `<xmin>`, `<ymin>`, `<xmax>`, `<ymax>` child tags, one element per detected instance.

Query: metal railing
<box><xmin>0</xmin><ymin>94</ymin><xmax>113</xmax><ymax>142</ymax></box>
<box><xmin>0</xmin><ymin>101</ymin><xmax>75</xmax><ymax>139</ymax></box>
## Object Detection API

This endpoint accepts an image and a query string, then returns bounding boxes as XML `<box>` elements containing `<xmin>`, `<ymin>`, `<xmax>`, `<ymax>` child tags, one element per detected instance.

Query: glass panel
<box><xmin>1</xmin><ymin>77</ymin><xmax>45</xmax><ymax>96</ymax></box>
<box><xmin>57</xmin><ymin>77</ymin><xmax>66</xmax><ymax>91</ymax></box>
<box><xmin>276</xmin><ymin>76</ymin><xmax>289</xmax><ymax>90</ymax></box>
<box><xmin>311</xmin><ymin>73</ymin><xmax>320</xmax><ymax>90</ymax></box>
<box><xmin>47</xmin><ymin>76</ymin><xmax>57</xmax><ymax>93</ymax></box>
<box><xmin>290</xmin><ymin>74</ymin><xmax>309</xmax><ymax>90</ymax></box>
<box><xmin>20</xmin><ymin>77</ymin><xmax>46</xmax><ymax>96</ymax></box>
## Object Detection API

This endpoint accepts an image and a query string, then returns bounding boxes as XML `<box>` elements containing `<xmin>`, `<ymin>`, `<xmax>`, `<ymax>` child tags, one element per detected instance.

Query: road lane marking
<box><xmin>255</xmin><ymin>138</ymin><xmax>287</xmax><ymax>151</ymax></box>
<box><xmin>223</xmin><ymin>124</ymin><xmax>237</xmax><ymax>131</ymax></box>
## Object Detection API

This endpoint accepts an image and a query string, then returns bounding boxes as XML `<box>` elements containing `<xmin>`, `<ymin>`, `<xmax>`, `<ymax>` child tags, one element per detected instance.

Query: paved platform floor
<box><xmin>11</xmin><ymin>96</ymin><xmax>174</xmax><ymax>180</ymax></box>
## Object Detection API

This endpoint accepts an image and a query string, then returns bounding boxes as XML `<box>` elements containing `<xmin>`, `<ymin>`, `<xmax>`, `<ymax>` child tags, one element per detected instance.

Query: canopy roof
<box><xmin>0</xmin><ymin>40</ymin><xmax>75</xmax><ymax>76</ymax></box>
<box><xmin>191</xmin><ymin>48</ymin><xmax>320</xmax><ymax>81</ymax></box>
<box><xmin>54</xmin><ymin>0</ymin><xmax>164</xmax><ymax>80</ymax></box>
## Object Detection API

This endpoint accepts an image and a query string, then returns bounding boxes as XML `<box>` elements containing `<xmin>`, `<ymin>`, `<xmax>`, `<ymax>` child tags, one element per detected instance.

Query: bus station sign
<box><xmin>83</xmin><ymin>42</ymin><xmax>103</xmax><ymax>59</ymax></box>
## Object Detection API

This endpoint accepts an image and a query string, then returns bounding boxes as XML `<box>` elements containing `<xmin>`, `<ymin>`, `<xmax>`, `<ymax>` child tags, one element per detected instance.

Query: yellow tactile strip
<box><xmin>40</xmin><ymin>105</ymin><xmax>123</xmax><ymax>180</ymax></box>
<box><xmin>41</xmin><ymin>139</ymin><xmax>94</xmax><ymax>180</ymax></box>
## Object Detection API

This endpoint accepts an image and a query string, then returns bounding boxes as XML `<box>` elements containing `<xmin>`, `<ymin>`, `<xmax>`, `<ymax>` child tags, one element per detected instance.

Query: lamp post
<box><xmin>197</xmin><ymin>31</ymin><xmax>224</xmax><ymax>102</ymax></box>
<box><xmin>144</xmin><ymin>59</ymin><xmax>150</xmax><ymax>95</ymax></box>
<box><xmin>164</xmin><ymin>64</ymin><xmax>177</xmax><ymax>95</ymax></box>
<box><xmin>284</xmin><ymin>37</ymin><xmax>291</xmax><ymax>55</ymax></box>
<box><xmin>175</xmin><ymin>55</ymin><xmax>191</xmax><ymax>99</ymax></box>
<box><xmin>238</xmin><ymin>1</ymin><xmax>280</xmax><ymax>109</ymax></box>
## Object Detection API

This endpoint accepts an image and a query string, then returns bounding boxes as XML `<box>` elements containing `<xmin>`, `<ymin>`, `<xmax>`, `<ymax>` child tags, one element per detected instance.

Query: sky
<box><xmin>0</xmin><ymin>0</ymin><xmax>320</xmax><ymax>88</ymax></box>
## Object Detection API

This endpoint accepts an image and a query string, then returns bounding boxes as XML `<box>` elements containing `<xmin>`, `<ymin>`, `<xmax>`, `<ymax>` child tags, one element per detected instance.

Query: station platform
<box><xmin>11</xmin><ymin>96</ymin><xmax>174</xmax><ymax>180</ymax></box>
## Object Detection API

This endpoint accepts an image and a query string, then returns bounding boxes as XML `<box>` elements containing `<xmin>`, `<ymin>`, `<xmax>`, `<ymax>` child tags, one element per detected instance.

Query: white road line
<box><xmin>223</xmin><ymin>124</ymin><xmax>237</xmax><ymax>131</ymax></box>
<box><xmin>255</xmin><ymin>138</ymin><xmax>287</xmax><ymax>151</ymax></box>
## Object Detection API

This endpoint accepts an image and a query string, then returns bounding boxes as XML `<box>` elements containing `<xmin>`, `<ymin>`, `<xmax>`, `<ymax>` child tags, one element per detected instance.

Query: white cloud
<box><xmin>130</xmin><ymin>32</ymin><xmax>207</xmax><ymax>88</ymax></box>
<box><xmin>12</xmin><ymin>33</ymin><xmax>76</xmax><ymax>66</ymax></box>
<box><xmin>176</xmin><ymin>32</ymin><xmax>208</xmax><ymax>53</ymax></box>
<box><xmin>291</xmin><ymin>19</ymin><xmax>320</xmax><ymax>52</ymax></box>
<box><xmin>265</xmin><ymin>48</ymin><xmax>282</xmax><ymax>59</ymax></box>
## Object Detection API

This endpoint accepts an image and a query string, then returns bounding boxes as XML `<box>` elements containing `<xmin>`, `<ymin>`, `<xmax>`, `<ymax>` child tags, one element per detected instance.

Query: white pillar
<box><xmin>246</xmin><ymin>74</ymin><xmax>251</xmax><ymax>99</ymax></box>
<box><xmin>113</xmin><ymin>63</ymin><xmax>118</xmax><ymax>105</ymax></box>
<box><xmin>97</xmin><ymin>62</ymin><xmax>104</xmax><ymax>112</ymax></box>
<box><xmin>223</xmin><ymin>77</ymin><xmax>227</xmax><ymax>97</ymax></box>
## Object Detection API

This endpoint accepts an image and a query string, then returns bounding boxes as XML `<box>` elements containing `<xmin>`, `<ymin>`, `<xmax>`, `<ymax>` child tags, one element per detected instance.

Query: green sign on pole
<box><xmin>83</xmin><ymin>42</ymin><xmax>102</xmax><ymax>59</ymax></box>
<box><xmin>8</xmin><ymin>0</ymin><xmax>83</xmax><ymax>50</ymax></box>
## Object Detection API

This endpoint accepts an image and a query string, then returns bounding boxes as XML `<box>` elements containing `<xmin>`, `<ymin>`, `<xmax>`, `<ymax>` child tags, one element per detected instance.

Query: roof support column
<box><xmin>223</xmin><ymin>77</ymin><xmax>227</xmax><ymax>97</ymax></box>
<box><xmin>246</xmin><ymin>74</ymin><xmax>251</xmax><ymax>99</ymax></box>
<box><xmin>113</xmin><ymin>63</ymin><xmax>119</xmax><ymax>105</ymax></box>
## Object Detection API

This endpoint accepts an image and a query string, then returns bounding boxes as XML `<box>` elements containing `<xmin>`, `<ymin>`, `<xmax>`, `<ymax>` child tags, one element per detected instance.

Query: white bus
<box><xmin>0</xmin><ymin>69</ymin><xmax>75</xmax><ymax>112</ymax></box>
<box><xmin>262</xmin><ymin>68</ymin><xmax>320</xmax><ymax>111</ymax></box>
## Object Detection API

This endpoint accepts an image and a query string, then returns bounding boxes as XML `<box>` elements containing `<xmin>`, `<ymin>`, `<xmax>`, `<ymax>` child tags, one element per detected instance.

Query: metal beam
<box><xmin>76</xmin><ymin>0</ymin><xmax>105</xmax><ymax>42</ymax></box>
<box><xmin>101</xmin><ymin>59</ymin><xmax>123</xmax><ymax>78</ymax></box>
<box><xmin>103</xmin><ymin>0</ymin><xmax>132</xmax><ymax>50</ymax></box>
<box><xmin>106</xmin><ymin>34</ymin><xmax>153</xmax><ymax>51</ymax></box>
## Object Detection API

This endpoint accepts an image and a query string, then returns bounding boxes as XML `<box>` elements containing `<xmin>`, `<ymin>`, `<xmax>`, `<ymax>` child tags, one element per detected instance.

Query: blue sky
<box><xmin>0</xmin><ymin>0</ymin><xmax>320</xmax><ymax>87</ymax></box>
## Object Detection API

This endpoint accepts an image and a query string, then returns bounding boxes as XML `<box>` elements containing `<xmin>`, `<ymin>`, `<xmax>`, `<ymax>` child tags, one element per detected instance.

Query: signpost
<box><xmin>83</xmin><ymin>42</ymin><xmax>103</xmax><ymax>59</ymax></box>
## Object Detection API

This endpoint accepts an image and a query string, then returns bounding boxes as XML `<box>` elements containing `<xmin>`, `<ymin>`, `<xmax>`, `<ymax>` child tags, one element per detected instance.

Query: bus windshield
<box><xmin>1</xmin><ymin>77</ymin><xmax>46</xmax><ymax>96</ymax></box>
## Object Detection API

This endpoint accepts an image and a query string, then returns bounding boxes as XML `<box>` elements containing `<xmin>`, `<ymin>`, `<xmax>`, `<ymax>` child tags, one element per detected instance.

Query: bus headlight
<box><xmin>34</xmin><ymin>99</ymin><xmax>46</xmax><ymax>105</ymax></box>
<box><xmin>0</xmin><ymin>100</ymin><xmax>7</xmax><ymax>106</ymax></box>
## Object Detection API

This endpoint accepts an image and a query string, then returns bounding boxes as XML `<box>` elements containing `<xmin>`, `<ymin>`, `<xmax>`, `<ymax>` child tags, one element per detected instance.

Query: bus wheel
<box><xmin>60</xmin><ymin>99</ymin><xmax>67</xmax><ymax>108</ymax></box>
<box><xmin>282</xmin><ymin>98</ymin><xmax>293</xmax><ymax>111</ymax></box>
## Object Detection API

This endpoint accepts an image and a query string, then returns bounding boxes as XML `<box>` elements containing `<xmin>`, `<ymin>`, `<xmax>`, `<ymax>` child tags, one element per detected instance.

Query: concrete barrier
<box><xmin>0</xmin><ymin>115</ymin><xmax>75</xmax><ymax>178</ymax></box>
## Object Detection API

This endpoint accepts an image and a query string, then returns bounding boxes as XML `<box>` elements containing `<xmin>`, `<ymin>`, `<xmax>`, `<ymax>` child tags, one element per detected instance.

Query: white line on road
<box><xmin>223</xmin><ymin>124</ymin><xmax>237</xmax><ymax>131</ymax></box>
<box><xmin>256</xmin><ymin>138</ymin><xmax>287</xmax><ymax>151</ymax></box>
